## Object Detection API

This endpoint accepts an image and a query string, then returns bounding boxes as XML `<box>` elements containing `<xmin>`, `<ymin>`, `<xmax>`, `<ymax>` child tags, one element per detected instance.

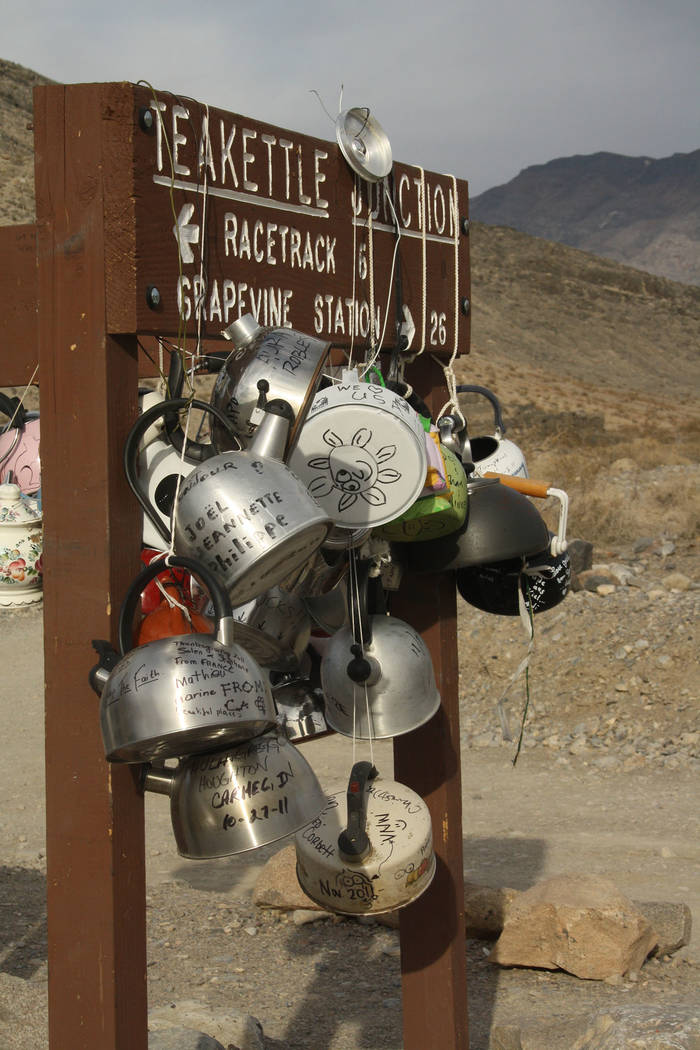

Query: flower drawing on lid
<box><xmin>306</xmin><ymin>428</ymin><xmax>401</xmax><ymax>513</ymax></box>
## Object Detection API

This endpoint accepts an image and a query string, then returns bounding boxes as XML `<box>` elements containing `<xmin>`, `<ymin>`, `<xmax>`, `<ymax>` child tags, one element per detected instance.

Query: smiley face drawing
<box><xmin>306</xmin><ymin>428</ymin><xmax>401</xmax><ymax>514</ymax></box>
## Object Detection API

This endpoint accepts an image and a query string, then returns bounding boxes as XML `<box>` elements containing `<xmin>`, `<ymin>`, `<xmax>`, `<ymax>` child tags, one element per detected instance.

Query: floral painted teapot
<box><xmin>0</xmin><ymin>483</ymin><xmax>43</xmax><ymax>606</ymax></box>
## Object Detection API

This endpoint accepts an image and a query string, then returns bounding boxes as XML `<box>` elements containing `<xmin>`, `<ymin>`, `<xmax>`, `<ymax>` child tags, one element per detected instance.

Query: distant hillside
<box><xmin>470</xmin><ymin>151</ymin><xmax>700</xmax><ymax>286</ymax></box>
<box><xmin>0</xmin><ymin>57</ymin><xmax>52</xmax><ymax>225</ymax></box>
<box><xmin>462</xmin><ymin>221</ymin><xmax>700</xmax><ymax>410</ymax></box>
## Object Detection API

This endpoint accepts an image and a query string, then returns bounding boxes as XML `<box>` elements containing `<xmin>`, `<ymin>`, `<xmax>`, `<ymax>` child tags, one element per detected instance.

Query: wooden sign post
<box><xmin>2</xmin><ymin>79</ymin><xmax>471</xmax><ymax>1048</ymax></box>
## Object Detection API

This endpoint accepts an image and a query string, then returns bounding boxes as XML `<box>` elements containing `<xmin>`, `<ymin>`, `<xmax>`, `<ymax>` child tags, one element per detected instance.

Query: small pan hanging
<box><xmin>335</xmin><ymin>107</ymin><xmax>392</xmax><ymax>182</ymax></box>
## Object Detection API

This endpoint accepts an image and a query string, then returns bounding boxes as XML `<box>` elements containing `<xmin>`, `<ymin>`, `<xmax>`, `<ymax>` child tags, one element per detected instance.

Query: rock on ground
<box><xmin>491</xmin><ymin>1003</ymin><xmax>700</xmax><ymax>1050</ymax></box>
<box><xmin>489</xmin><ymin>874</ymin><xmax>658</xmax><ymax>979</ymax></box>
<box><xmin>149</xmin><ymin>1029</ymin><xmax>225</xmax><ymax>1050</ymax></box>
<box><xmin>148</xmin><ymin>1001</ymin><xmax>264</xmax><ymax>1050</ymax></box>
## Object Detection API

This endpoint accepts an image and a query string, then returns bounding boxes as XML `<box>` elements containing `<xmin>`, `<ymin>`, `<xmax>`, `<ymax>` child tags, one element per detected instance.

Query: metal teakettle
<box><xmin>457</xmin><ymin>384</ymin><xmax>528</xmax><ymax>478</ymax></box>
<box><xmin>144</xmin><ymin>731</ymin><xmax>327</xmax><ymax>858</ymax></box>
<box><xmin>90</xmin><ymin>556</ymin><xmax>277</xmax><ymax>763</ymax></box>
<box><xmin>295</xmin><ymin>761</ymin><xmax>435</xmax><ymax>915</ymax></box>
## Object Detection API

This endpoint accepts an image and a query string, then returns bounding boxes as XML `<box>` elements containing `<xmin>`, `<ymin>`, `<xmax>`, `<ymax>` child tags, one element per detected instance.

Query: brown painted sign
<box><xmin>130</xmin><ymin>86</ymin><xmax>470</xmax><ymax>357</ymax></box>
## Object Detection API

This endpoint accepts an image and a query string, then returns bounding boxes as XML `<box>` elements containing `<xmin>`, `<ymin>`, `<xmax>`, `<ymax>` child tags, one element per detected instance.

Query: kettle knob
<box><xmin>346</xmin><ymin>643</ymin><xmax>372</xmax><ymax>684</ymax></box>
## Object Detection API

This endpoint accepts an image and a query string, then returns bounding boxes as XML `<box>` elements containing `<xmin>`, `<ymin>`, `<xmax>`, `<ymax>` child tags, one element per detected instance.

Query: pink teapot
<box><xmin>0</xmin><ymin>394</ymin><xmax>41</xmax><ymax>496</ymax></box>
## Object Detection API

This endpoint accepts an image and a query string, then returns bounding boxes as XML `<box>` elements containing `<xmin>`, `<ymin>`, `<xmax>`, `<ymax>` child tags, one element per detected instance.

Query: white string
<box><xmin>416</xmin><ymin>165</ymin><xmax>427</xmax><ymax>353</ymax></box>
<box><xmin>359</xmin><ymin>183</ymin><xmax>402</xmax><ymax>380</ymax></box>
<box><xmin>348</xmin><ymin>548</ymin><xmax>375</xmax><ymax>769</ymax></box>
<box><xmin>495</xmin><ymin>562</ymin><xmax>552</xmax><ymax>741</ymax></box>
<box><xmin>157</xmin><ymin>338</ymin><xmax>165</xmax><ymax>389</ymax></box>
<box><xmin>2</xmin><ymin>363</ymin><xmax>39</xmax><ymax>431</ymax></box>
<box><xmin>367</xmin><ymin>200</ymin><xmax>376</xmax><ymax>361</ymax></box>
<box><xmin>434</xmin><ymin>173</ymin><xmax>462</xmax><ymax>421</ymax></box>
<box><xmin>154</xmin><ymin>575</ymin><xmax>194</xmax><ymax>624</ymax></box>
<box><xmin>167</xmin><ymin>102</ymin><xmax>211</xmax><ymax>560</ymax></box>
<box><xmin>348</xmin><ymin>173</ymin><xmax>359</xmax><ymax>369</ymax></box>
<box><xmin>309</xmin><ymin>89</ymin><xmax>336</xmax><ymax>126</ymax></box>
<box><xmin>194</xmin><ymin>103</ymin><xmax>210</xmax><ymax>360</ymax></box>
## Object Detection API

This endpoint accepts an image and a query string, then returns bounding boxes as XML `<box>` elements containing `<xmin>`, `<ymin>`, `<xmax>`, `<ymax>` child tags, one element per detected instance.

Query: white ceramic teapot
<box><xmin>0</xmin><ymin>483</ymin><xmax>42</xmax><ymax>607</ymax></box>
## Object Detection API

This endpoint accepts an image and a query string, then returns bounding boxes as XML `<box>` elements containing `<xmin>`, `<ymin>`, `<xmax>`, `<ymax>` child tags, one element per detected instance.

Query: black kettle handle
<box><xmin>162</xmin><ymin>352</ymin><xmax>234</xmax><ymax>462</ymax></box>
<box><xmin>123</xmin><ymin>397</ymin><xmax>240</xmax><ymax>545</ymax></box>
<box><xmin>118</xmin><ymin>554</ymin><xmax>233</xmax><ymax>655</ymax></box>
<box><xmin>337</xmin><ymin>760</ymin><xmax>377</xmax><ymax>861</ymax></box>
<box><xmin>0</xmin><ymin>392</ymin><xmax>26</xmax><ymax>430</ymax></box>
<box><xmin>456</xmin><ymin>384</ymin><xmax>507</xmax><ymax>436</ymax></box>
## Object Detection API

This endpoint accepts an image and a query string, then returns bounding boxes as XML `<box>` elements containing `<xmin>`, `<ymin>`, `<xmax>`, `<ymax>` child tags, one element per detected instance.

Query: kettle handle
<box><xmin>123</xmin><ymin>397</ymin><xmax>240</xmax><ymax>545</ymax></box>
<box><xmin>118</xmin><ymin>554</ymin><xmax>234</xmax><ymax>655</ymax></box>
<box><xmin>456</xmin><ymin>384</ymin><xmax>507</xmax><ymax>436</ymax></box>
<box><xmin>0</xmin><ymin>392</ymin><xmax>27</xmax><ymax>430</ymax></box>
<box><xmin>483</xmin><ymin>472</ymin><xmax>550</xmax><ymax>498</ymax></box>
<box><xmin>337</xmin><ymin>760</ymin><xmax>377</xmax><ymax>861</ymax></box>
<box><xmin>484</xmin><ymin>473</ymin><xmax>569</xmax><ymax>556</ymax></box>
<box><xmin>162</xmin><ymin>352</ymin><xmax>234</xmax><ymax>462</ymax></box>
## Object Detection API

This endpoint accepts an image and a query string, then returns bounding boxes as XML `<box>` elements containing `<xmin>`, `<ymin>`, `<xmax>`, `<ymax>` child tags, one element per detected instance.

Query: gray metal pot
<box><xmin>174</xmin><ymin>401</ymin><xmax>334</xmax><ymax>605</ymax></box>
<box><xmin>93</xmin><ymin>557</ymin><xmax>277</xmax><ymax>763</ymax></box>
<box><xmin>392</xmin><ymin>474</ymin><xmax>550</xmax><ymax>574</ymax></box>
<box><xmin>143</xmin><ymin>731</ymin><xmax>327</xmax><ymax>858</ymax></box>
<box><xmin>320</xmin><ymin>566</ymin><xmax>441</xmax><ymax>739</ymax></box>
<box><xmin>232</xmin><ymin>586</ymin><xmax>312</xmax><ymax>671</ymax></box>
<box><xmin>124</xmin><ymin>397</ymin><xmax>334</xmax><ymax>606</ymax></box>
<box><xmin>211</xmin><ymin>315</ymin><xmax>331</xmax><ymax>454</ymax></box>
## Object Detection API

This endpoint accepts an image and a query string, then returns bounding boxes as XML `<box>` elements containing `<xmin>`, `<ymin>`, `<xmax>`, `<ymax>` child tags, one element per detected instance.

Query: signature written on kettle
<box><xmin>210</xmin><ymin>767</ymin><xmax>296</xmax><ymax>810</ymax></box>
<box><xmin>369</xmin><ymin>785</ymin><xmax>424</xmax><ymax>815</ymax></box>
<box><xmin>133</xmin><ymin>663</ymin><xmax>161</xmax><ymax>692</ymax></box>
<box><xmin>222</xmin><ymin>795</ymin><xmax>290</xmax><ymax>830</ymax></box>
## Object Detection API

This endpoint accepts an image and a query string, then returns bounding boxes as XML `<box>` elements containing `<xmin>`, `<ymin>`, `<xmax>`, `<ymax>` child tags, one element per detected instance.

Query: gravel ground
<box><xmin>0</xmin><ymin>530</ymin><xmax>698</xmax><ymax>1049</ymax></box>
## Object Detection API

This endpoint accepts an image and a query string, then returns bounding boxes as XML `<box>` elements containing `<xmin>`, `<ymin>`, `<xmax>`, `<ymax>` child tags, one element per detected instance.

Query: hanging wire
<box><xmin>359</xmin><ymin>183</ymin><xmax>402</xmax><ymax>379</ymax></box>
<box><xmin>309</xmin><ymin>89</ymin><xmax>337</xmax><ymax>126</ymax></box>
<box><xmin>1</xmin><ymin>363</ymin><xmax>39</xmax><ymax>430</ymax></box>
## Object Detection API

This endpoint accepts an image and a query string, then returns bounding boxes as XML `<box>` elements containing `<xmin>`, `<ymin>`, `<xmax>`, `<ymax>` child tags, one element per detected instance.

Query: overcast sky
<box><xmin>3</xmin><ymin>0</ymin><xmax>699</xmax><ymax>194</ymax></box>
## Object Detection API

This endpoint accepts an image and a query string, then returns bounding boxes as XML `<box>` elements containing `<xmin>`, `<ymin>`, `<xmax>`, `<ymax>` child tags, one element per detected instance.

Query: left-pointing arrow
<box><xmin>173</xmin><ymin>203</ymin><xmax>200</xmax><ymax>264</ymax></box>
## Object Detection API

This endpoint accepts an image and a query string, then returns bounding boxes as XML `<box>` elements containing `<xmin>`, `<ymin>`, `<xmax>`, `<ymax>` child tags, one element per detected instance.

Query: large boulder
<box><xmin>491</xmin><ymin>1003</ymin><xmax>700</xmax><ymax>1050</ymax></box>
<box><xmin>489</xmin><ymin>874</ymin><xmax>658</xmax><ymax>979</ymax></box>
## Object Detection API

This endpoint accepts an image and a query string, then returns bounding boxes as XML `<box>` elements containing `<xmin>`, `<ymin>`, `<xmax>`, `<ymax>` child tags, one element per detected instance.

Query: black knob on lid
<box><xmin>346</xmin><ymin>643</ymin><xmax>372</xmax><ymax>683</ymax></box>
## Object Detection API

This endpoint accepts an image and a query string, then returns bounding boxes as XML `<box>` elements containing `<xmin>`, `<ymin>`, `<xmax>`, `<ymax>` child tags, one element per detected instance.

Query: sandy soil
<box><xmin>1</xmin><ymin>546</ymin><xmax>698</xmax><ymax>1050</ymax></box>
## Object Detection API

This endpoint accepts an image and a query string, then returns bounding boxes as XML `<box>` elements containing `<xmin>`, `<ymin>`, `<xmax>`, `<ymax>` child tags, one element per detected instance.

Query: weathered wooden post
<box><xmin>33</xmin><ymin>82</ymin><xmax>147</xmax><ymax>1049</ymax></box>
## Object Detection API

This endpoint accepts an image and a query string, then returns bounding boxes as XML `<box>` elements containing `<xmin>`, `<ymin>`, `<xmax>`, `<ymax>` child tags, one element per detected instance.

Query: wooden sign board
<box><xmin>123</xmin><ymin>86</ymin><xmax>470</xmax><ymax>358</ymax></box>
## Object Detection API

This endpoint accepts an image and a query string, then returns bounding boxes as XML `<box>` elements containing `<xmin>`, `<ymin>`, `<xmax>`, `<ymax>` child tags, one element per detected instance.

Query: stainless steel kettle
<box><xmin>320</xmin><ymin>564</ymin><xmax>441</xmax><ymax>738</ymax></box>
<box><xmin>144</xmin><ymin>731</ymin><xmax>327</xmax><ymax>858</ymax></box>
<box><xmin>125</xmin><ymin>397</ymin><xmax>334</xmax><ymax>606</ymax></box>
<box><xmin>91</xmin><ymin>556</ymin><xmax>277</xmax><ymax>763</ymax></box>
<box><xmin>211</xmin><ymin>314</ymin><xmax>332</xmax><ymax>454</ymax></box>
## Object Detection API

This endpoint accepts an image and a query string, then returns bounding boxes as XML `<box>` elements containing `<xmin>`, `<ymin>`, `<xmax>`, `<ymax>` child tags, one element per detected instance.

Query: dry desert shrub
<box><xmin>563</xmin><ymin>471</ymin><xmax>698</xmax><ymax>547</ymax></box>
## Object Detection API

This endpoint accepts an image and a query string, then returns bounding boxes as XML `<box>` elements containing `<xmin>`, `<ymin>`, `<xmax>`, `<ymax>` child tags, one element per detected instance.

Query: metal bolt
<box><xmin>146</xmin><ymin>285</ymin><xmax>161</xmax><ymax>309</ymax></box>
<box><xmin>461</xmin><ymin>217</ymin><xmax>470</xmax><ymax>235</ymax></box>
<box><xmin>461</xmin><ymin>297</ymin><xmax>471</xmax><ymax>316</ymax></box>
<box><xmin>138</xmin><ymin>107</ymin><xmax>154</xmax><ymax>133</ymax></box>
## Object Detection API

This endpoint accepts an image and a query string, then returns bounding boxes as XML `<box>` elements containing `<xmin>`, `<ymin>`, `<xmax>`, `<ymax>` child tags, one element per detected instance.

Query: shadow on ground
<box><xmin>262</xmin><ymin>836</ymin><xmax>547</xmax><ymax>1050</ymax></box>
<box><xmin>0</xmin><ymin>866</ymin><xmax>46</xmax><ymax>979</ymax></box>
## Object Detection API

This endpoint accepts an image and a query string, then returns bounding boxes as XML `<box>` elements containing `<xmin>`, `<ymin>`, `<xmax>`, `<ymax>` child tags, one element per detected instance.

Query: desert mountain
<box><xmin>0</xmin><ymin>57</ymin><xmax>52</xmax><ymax>225</ymax></box>
<box><xmin>470</xmin><ymin>150</ymin><xmax>700</xmax><ymax>287</ymax></box>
